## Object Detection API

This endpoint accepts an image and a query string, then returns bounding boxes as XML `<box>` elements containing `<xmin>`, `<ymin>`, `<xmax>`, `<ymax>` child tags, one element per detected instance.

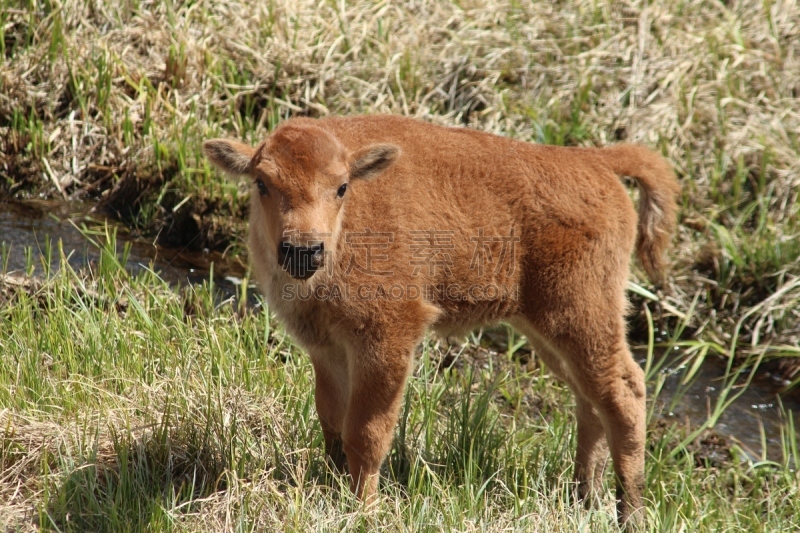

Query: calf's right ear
<box><xmin>203</xmin><ymin>139</ymin><xmax>256</xmax><ymax>176</ymax></box>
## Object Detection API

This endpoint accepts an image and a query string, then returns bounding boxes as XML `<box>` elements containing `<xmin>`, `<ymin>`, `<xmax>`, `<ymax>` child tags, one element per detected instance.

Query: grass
<box><xmin>2</xmin><ymin>0</ymin><xmax>800</xmax><ymax>378</ymax></box>
<box><xmin>1</xmin><ymin>0</ymin><xmax>800</xmax><ymax>530</ymax></box>
<box><xmin>1</xmin><ymin>230</ymin><xmax>799</xmax><ymax>532</ymax></box>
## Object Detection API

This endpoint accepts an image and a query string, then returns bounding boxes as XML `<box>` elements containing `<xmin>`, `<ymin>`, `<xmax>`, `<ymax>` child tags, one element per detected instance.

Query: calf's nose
<box><xmin>278</xmin><ymin>241</ymin><xmax>325</xmax><ymax>280</ymax></box>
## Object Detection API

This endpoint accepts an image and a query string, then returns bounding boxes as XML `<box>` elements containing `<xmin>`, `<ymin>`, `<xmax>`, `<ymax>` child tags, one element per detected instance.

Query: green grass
<box><xmin>1</xmin><ymin>229</ymin><xmax>799</xmax><ymax>532</ymax></box>
<box><xmin>2</xmin><ymin>0</ymin><xmax>799</xmax><ymax>377</ymax></box>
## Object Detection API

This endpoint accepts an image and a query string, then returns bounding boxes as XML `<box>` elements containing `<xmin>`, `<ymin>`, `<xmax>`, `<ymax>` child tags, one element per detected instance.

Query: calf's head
<box><xmin>203</xmin><ymin>124</ymin><xmax>399</xmax><ymax>280</ymax></box>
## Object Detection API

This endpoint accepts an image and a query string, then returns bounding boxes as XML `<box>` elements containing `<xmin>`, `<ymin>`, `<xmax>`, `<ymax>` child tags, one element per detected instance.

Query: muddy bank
<box><xmin>3</xmin><ymin>166</ymin><xmax>249</xmax><ymax>256</ymax></box>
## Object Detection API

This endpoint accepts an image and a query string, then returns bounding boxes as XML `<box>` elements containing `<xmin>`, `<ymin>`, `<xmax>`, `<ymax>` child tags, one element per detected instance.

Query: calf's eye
<box><xmin>256</xmin><ymin>180</ymin><xmax>269</xmax><ymax>197</ymax></box>
<box><xmin>337</xmin><ymin>183</ymin><xmax>348</xmax><ymax>198</ymax></box>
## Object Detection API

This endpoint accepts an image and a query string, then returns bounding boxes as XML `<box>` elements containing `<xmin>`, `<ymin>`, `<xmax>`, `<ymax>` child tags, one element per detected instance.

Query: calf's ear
<box><xmin>203</xmin><ymin>139</ymin><xmax>256</xmax><ymax>176</ymax></box>
<box><xmin>350</xmin><ymin>144</ymin><xmax>400</xmax><ymax>180</ymax></box>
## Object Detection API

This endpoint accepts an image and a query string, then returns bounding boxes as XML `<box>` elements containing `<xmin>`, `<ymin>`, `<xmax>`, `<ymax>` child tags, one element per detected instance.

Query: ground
<box><xmin>1</xmin><ymin>0</ymin><xmax>800</xmax><ymax>531</ymax></box>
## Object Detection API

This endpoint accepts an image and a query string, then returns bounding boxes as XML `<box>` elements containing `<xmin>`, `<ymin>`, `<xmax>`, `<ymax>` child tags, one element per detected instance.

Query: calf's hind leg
<box><xmin>573</xmin><ymin>394</ymin><xmax>610</xmax><ymax>506</ymax></box>
<box><xmin>518</xmin><ymin>318</ymin><xmax>646</xmax><ymax>526</ymax></box>
<box><xmin>515</xmin><ymin>334</ymin><xmax>609</xmax><ymax>507</ymax></box>
<box><xmin>566</xmin><ymin>334</ymin><xmax>645</xmax><ymax>526</ymax></box>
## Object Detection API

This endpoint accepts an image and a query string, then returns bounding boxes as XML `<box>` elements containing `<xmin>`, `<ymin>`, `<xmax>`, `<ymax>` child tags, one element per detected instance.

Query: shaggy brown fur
<box><xmin>204</xmin><ymin>114</ymin><xmax>680</xmax><ymax>527</ymax></box>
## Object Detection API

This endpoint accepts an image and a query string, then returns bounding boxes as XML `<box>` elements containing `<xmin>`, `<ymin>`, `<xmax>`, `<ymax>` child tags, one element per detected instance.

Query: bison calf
<box><xmin>204</xmin><ymin>114</ymin><xmax>679</xmax><ymax>526</ymax></box>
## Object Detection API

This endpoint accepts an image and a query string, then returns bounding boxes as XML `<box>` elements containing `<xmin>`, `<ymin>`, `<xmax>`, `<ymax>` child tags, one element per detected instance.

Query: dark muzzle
<box><xmin>278</xmin><ymin>241</ymin><xmax>325</xmax><ymax>280</ymax></box>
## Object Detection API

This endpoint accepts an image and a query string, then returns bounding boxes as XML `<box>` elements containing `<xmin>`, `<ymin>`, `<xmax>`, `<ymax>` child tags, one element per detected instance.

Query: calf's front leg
<box><xmin>341</xmin><ymin>341</ymin><xmax>415</xmax><ymax>501</ymax></box>
<box><xmin>311</xmin><ymin>348</ymin><xmax>349</xmax><ymax>473</ymax></box>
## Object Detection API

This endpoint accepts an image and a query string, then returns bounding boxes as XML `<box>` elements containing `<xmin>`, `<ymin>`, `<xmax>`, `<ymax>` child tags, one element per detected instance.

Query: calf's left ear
<box><xmin>350</xmin><ymin>144</ymin><xmax>400</xmax><ymax>180</ymax></box>
<box><xmin>203</xmin><ymin>139</ymin><xmax>256</xmax><ymax>176</ymax></box>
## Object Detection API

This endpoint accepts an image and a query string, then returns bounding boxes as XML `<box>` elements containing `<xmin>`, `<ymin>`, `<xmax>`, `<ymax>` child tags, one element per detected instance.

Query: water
<box><xmin>2</xmin><ymin>199</ymin><xmax>799</xmax><ymax>462</ymax></box>
<box><xmin>645</xmin><ymin>350</ymin><xmax>800</xmax><ymax>462</ymax></box>
<box><xmin>0</xmin><ymin>199</ymin><xmax>247</xmax><ymax>293</ymax></box>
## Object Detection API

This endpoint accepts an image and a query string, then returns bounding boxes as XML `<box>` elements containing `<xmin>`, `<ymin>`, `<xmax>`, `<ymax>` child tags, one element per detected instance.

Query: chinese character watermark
<box><xmin>469</xmin><ymin>228</ymin><xmax>520</xmax><ymax>276</ymax></box>
<box><xmin>409</xmin><ymin>229</ymin><xmax>455</xmax><ymax>276</ymax></box>
<box><xmin>344</xmin><ymin>228</ymin><xmax>394</xmax><ymax>276</ymax></box>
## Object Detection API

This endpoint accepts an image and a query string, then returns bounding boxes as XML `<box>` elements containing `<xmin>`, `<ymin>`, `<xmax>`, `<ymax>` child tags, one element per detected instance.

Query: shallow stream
<box><xmin>0</xmin><ymin>200</ymin><xmax>247</xmax><ymax>294</ymax></box>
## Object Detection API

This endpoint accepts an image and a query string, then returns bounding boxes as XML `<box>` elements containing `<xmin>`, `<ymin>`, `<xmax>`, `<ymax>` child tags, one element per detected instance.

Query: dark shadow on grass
<box><xmin>39</xmin><ymin>425</ymin><xmax>231</xmax><ymax>533</ymax></box>
<box><xmin>37</xmin><ymin>411</ymin><xmax>346</xmax><ymax>532</ymax></box>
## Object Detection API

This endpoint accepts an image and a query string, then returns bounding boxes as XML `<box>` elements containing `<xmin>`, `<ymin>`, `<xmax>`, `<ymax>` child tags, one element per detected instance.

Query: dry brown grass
<box><xmin>7</xmin><ymin>0</ymin><xmax>798</xmax><ymax>372</ymax></box>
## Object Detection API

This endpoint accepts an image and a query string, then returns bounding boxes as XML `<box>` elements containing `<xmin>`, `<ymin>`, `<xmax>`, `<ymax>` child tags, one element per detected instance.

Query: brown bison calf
<box><xmin>204</xmin><ymin>114</ymin><xmax>679</xmax><ymax>526</ymax></box>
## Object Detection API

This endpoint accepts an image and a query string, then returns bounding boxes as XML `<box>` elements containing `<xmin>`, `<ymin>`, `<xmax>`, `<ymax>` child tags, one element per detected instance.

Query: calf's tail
<box><xmin>598</xmin><ymin>144</ymin><xmax>681</xmax><ymax>284</ymax></box>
